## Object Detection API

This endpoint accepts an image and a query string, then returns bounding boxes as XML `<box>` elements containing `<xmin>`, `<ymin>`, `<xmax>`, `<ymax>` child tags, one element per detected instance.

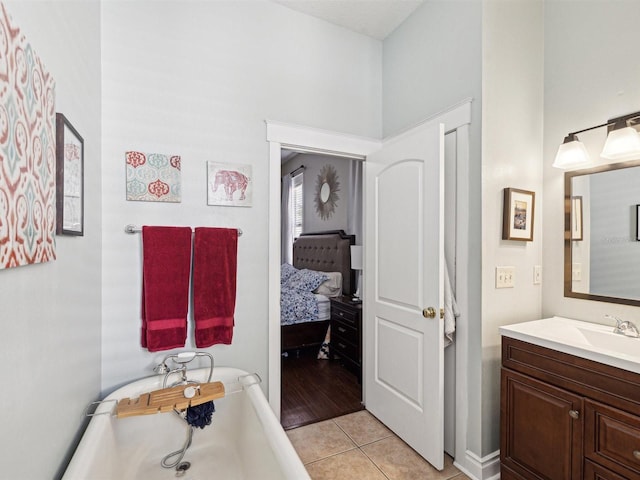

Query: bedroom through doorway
<box><xmin>280</xmin><ymin>149</ymin><xmax>365</xmax><ymax>429</ymax></box>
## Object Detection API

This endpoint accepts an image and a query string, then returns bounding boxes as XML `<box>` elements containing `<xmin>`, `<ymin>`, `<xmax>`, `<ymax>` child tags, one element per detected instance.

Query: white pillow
<box><xmin>314</xmin><ymin>271</ymin><xmax>343</xmax><ymax>297</ymax></box>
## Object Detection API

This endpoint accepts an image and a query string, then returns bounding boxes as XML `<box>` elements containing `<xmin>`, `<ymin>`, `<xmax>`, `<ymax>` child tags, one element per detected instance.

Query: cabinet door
<box><xmin>501</xmin><ymin>369</ymin><xmax>583</xmax><ymax>480</ymax></box>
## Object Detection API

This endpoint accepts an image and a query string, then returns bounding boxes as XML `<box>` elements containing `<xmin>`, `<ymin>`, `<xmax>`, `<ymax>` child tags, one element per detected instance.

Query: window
<box><xmin>291</xmin><ymin>172</ymin><xmax>303</xmax><ymax>238</ymax></box>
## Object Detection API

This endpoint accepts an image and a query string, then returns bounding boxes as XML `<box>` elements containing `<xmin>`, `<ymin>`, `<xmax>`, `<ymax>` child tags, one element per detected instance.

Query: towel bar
<box><xmin>124</xmin><ymin>224</ymin><xmax>243</xmax><ymax>236</ymax></box>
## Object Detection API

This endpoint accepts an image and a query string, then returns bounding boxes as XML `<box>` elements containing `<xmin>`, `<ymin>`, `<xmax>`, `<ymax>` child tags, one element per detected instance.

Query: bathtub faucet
<box><xmin>154</xmin><ymin>351</ymin><xmax>214</xmax><ymax>387</ymax></box>
<box><xmin>607</xmin><ymin>315</ymin><xmax>640</xmax><ymax>338</ymax></box>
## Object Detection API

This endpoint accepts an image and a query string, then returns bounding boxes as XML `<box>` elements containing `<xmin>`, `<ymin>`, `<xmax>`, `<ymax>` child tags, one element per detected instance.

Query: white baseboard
<box><xmin>453</xmin><ymin>449</ymin><xmax>500</xmax><ymax>480</ymax></box>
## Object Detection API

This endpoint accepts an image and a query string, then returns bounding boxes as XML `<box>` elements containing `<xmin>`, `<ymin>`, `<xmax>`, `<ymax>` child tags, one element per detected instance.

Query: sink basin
<box><xmin>577</xmin><ymin>327</ymin><xmax>640</xmax><ymax>357</ymax></box>
<box><xmin>500</xmin><ymin>316</ymin><xmax>640</xmax><ymax>374</ymax></box>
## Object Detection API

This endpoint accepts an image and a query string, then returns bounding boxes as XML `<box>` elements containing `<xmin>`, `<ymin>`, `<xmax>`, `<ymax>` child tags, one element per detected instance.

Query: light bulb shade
<box><xmin>350</xmin><ymin>245</ymin><xmax>363</xmax><ymax>270</ymax></box>
<box><xmin>601</xmin><ymin>126</ymin><xmax>640</xmax><ymax>160</ymax></box>
<box><xmin>553</xmin><ymin>136</ymin><xmax>590</xmax><ymax>169</ymax></box>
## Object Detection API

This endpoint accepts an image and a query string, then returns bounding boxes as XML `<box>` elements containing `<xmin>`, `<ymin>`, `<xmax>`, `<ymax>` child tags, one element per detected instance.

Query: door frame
<box><xmin>265</xmin><ymin>98</ymin><xmax>471</xmax><ymax>467</ymax></box>
<box><xmin>266</xmin><ymin>120</ymin><xmax>380</xmax><ymax>417</ymax></box>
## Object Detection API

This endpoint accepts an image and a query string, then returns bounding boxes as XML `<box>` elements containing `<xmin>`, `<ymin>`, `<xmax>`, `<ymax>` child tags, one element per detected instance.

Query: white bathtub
<box><xmin>63</xmin><ymin>367</ymin><xmax>310</xmax><ymax>480</ymax></box>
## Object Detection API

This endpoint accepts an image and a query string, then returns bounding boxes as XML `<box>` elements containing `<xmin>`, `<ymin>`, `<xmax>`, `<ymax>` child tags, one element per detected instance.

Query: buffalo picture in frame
<box><xmin>56</xmin><ymin>113</ymin><xmax>84</xmax><ymax>236</ymax></box>
<box><xmin>502</xmin><ymin>188</ymin><xmax>535</xmax><ymax>241</ymax></box>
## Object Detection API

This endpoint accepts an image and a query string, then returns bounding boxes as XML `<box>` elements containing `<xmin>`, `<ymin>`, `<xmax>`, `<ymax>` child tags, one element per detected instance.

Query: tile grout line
<box><xmin>331</xmin><ymin>417</ymin><xmax>393</xmax><ymax>479</ymax></box>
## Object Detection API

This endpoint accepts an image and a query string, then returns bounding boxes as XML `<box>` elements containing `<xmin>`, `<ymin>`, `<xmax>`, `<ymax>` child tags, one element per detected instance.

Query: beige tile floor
<box><xmin>287</xmin><ymin>410</ymin><xmax>471</xmax><ymax>480</ymax></box>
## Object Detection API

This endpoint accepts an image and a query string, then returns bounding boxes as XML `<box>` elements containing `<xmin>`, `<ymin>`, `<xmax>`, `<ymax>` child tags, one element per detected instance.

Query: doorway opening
<box><xmin>280</xmin><ymin>149</ymin><xmax>365</xmax><ymax>429</ymax></box>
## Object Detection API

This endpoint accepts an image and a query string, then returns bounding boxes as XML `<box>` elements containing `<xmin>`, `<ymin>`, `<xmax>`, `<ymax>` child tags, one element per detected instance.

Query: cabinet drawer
<box><xmin>585</xmin><ymin>399</ymin><xmax>640</xmax><ymax>479</ymax></box>
<box><xmin>331</xmin><ymin>303</ymin><xmax>358</xmax><ymax>327</ymax></box>
<box><xmin>584</xmin><ymin>460</ymin><xmax>630</xmax><ymax>480</ymax></box>
<box><xmin>332</xmin><ymin>336</ymin><xmax>359</xmax><ymax>364</ymax></box>
<box><xmin>332</xmin><ymin>319</ymin><xmax>358</xmax><ymax>346</ymax></box>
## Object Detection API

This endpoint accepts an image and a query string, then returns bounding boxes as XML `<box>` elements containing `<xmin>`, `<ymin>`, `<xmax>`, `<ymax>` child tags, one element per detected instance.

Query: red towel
<box><xmin>193</xmin><ymin>227</ymin><xmax>238</xmax><ymax>347</ymax></box>
<box><xmin>141</xmin><ymin>226</ymin><xmax>192</xmax><ymax>352</ymax></box>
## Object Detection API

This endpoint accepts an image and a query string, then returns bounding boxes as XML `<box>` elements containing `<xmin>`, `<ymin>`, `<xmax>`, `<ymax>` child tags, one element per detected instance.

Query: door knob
<box><xmin>423</xmin><ymin>307</ymin><xmax>436</xmax><ymax>319</ymax></box>
<box><xmin>568</xmin><ymin>410</ymin><xmax>580</xmax><ymax>419</ymax></box>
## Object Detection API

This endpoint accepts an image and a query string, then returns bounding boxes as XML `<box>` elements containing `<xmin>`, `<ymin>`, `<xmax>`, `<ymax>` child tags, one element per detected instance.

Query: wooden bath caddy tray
<box><xmin>116</xmin><ymin>381</ymin><xmax>225</xmax><ymax>418</ymax></box>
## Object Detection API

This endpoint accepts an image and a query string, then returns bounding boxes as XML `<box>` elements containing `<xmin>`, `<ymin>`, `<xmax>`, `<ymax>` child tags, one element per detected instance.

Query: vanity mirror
<box><xmin>565</xmin><ymin>159</ymin><xmax>640</xmax><ymax>305</ymax></box>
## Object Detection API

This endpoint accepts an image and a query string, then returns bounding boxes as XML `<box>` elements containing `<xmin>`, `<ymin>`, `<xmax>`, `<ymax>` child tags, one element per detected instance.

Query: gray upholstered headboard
<box><xmin>292</xmin><ymin>230</ymin><xmax>356</xmax><ymax>296</ymax></box>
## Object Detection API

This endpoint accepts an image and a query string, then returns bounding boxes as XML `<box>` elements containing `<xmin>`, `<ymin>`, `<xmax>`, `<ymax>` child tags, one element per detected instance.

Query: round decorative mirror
<box><xmin>320</xmin><ymin>182</ymin><xmax>330</xmax><ymax>203</ymax></box>
<box><xmin>314</xmin><ymin>164</ymin><xmax>340</xmax><ymax>220</ymax></box>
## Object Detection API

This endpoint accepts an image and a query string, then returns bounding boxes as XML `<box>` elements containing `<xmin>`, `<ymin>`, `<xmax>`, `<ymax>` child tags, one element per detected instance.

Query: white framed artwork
<box><xmin>207</xmin><ymin>162</ymin><xmax>252</xmax><ymax>207</ymax></box>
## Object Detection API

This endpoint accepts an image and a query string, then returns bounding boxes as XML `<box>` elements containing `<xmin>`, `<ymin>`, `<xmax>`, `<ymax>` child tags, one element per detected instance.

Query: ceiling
<box><xmin>272</xmin><ymin>0</ymin><xmax>425</xmax><ymax>40</ymax></box>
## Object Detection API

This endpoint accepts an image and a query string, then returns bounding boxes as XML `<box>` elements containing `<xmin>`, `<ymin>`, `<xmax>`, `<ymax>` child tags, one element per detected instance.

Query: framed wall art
<box><xmin>125</xmin><ymin>151</ymin><xmax>181</xmax><ymax>202</ymax></box>
<box><xmin>571</xmin><ymin>196</ymin><xmax>583</xmax><ymax>241</ymax></box>
<box><xmin>56</xmin><ymin>113</ymin><xmax>84</xmax><ymax>236</ymax></box>
<box><xmin>637</xmin><ymin>204</ymin><xmax>640</xmax><ymax>242</ymax></box>
<box><xmin>207</xmin><ymin>162</ymin><xmax>252</xmax><ymax>207</ymax></box>
<box><xmin>502</xmin><ymin>188</ymin><xmax>535</xmax><ymax>241</ymax></box>
<box><xmin>0</xmin><ymin>3</ymin><xmax>57</xmax><ymax>268</ymax></box>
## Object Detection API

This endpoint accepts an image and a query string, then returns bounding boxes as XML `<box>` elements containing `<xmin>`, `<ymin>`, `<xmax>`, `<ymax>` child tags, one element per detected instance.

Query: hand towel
<box><xmin>444</xmin><ymin>264</ymin><xmax>460</xmax><ymax>347</ymax></box>
<box><xmin>193</xmin><ymin>227</ymin><xmax>238</xmax><ymax>347</ymax></box>
<box><xmin>141</xmin><ymin>226</ymin><xmax>192</xmax><ymax>352</ymax></box>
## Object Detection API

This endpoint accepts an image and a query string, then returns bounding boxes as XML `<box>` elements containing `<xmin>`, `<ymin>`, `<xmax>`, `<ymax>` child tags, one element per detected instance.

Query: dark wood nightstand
<box><xmin>330</xmin><ymin>295</ymin><xmax>362</xmax><ymax>382</ymax></box>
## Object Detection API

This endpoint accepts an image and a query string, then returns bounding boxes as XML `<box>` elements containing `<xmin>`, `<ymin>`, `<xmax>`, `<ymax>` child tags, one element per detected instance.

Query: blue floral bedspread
<box><xmin>280</xmin><ymin>287</ymin><xmax>321</xmax><ymax>326</ymax></box>
<box><xmin>280</xmin><ymin>264</ymin><xmax>328</xmax><ymax>325</ymax></box>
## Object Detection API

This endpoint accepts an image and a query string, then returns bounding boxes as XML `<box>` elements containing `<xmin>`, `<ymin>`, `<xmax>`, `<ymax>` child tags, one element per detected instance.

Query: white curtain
<box><xmin>281</xmin><ymin>174</ymin><xmax>293</xmax><ymax>265</ymax></box>
<box><xmin>348</xmin><ymin>159</ymin><xmax>363</xmax><ymax>243</ymax></box>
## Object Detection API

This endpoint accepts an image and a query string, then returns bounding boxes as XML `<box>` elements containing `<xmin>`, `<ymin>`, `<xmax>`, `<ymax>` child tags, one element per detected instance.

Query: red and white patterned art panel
<box><xmin>126</xmin><ymin>151</ymin><xmax>181</xmax><ymax>203</ymax></box>
<box><xmin>0</xmin><ymin>4</ymin><xmax>56</xmax><ymax>269</ymax></box>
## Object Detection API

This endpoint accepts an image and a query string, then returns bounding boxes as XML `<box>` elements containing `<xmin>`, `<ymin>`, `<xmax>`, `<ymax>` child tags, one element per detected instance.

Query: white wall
<box><xmin>481</xmin><ymin>0</ymin><xmax>544</xmax><ymax>458</ymax></box>
<box><xmin>542</xmin><ymin>0</ymin><xmax>640</xmax><ymax>324</ymax></box>
<box><xmin>101</xmin><ymin>1</ymin><xmax>381</xmax><ymax>394</ymax></box>
<box><xmin>0</xmin><ymin>2</ymin><xmax>102</xmax><ymax>478</ymax></box>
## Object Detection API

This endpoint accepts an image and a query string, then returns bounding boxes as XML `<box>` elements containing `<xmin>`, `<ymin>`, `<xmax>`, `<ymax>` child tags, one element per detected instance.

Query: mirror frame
<box><xmin>564</xmin><ymin>158</ymin><xmax>640</xmax><ymax>306</ymax></box>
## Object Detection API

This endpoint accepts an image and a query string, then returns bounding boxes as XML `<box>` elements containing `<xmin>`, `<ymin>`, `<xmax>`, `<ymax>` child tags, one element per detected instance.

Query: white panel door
<box><xmin>364</xmin><ymin>120</ymin><xmax>445</xmax><ymax>469</ymax></box>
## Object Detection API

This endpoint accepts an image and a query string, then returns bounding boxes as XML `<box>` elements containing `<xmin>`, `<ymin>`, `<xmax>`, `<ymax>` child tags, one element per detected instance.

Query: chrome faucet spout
<box><xmin>607</xmin><ymin>315</ymin><xmax>640</xmax><ymax>338</ymax></box>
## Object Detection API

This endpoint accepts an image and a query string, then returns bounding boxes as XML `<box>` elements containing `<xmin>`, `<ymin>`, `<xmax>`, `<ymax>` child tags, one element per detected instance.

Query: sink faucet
<box><xmin>607</xmin><ymin>315</ymin><xmax>640</xmax><ymax>338</ymax></box>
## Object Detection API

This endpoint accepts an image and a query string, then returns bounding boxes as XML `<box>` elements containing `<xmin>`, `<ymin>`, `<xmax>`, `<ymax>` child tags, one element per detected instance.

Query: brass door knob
<box><xmin>423</xmin><ymin>307</ymin><xmax>436</xmax><ymax>319</ymax></box>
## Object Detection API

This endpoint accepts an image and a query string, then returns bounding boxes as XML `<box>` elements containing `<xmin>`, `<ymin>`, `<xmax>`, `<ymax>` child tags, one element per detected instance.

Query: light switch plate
<box><xmin>534</xmin><ymin>265</ymin><xmax>542</xmax><ymax>285</ymax></box>
<box><xmin>572</xmin><ymin>263</ymin><xmax>582</xmax><ymax>281</ymax></box>
<box><xmin>496</xmin><ymin>266</ymin><xmax>515</xmax><ymax>288</ymax></box>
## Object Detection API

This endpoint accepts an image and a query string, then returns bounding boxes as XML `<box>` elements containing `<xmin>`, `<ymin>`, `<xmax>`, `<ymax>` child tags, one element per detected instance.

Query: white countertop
<box><xmin>500</xmin><ymin>316</ymin><xmax>640</xmax><ymax>375</ymax></box>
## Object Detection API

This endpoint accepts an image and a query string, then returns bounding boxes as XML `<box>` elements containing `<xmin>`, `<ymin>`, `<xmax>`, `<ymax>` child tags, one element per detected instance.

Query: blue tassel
<box><xmin>186</xmin><ymin>401</ymin><xmax>215</xmax><ymax>429</ymax></box>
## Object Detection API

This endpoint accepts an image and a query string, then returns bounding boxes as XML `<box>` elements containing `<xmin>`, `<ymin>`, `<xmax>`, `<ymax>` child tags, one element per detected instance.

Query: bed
<box><xmin>281</xmin><ymin>230</ymin><xmax>355</xmax><ymax>353</ymax></box>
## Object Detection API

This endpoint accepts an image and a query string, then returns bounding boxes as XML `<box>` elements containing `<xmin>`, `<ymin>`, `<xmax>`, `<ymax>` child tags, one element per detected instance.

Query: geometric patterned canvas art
<box><xmin>125</xmin><ymin>151</ymin><xmax>181</xmax><ymax>202</ymax></box>
<box><xmin>0</xmin><ymin>4</ymin><xmax>57</xmax><ymax>269</ymax></box>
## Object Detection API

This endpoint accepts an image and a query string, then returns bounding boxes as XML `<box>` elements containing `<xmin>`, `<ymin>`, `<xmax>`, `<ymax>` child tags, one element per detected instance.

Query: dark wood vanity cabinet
<box><xmin>501</xmin><ymin>337</ymin><xmax>640</xmax><ymax>480</ymax></box>
<box><xmin>501</xmin><ymin>369</ymin><xmax>583</xmax><ymax>479</ymax></box>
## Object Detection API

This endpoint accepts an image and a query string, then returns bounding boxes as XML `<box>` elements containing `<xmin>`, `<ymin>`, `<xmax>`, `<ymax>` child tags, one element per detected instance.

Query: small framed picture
<box><xmin>56</xmin><ymin>113</ymin><xmax>84</xmax><ymax>236</ymax></box>
<box><xmin>571</xmin><ymin>196</ymin><xmax>583</xmax><ymax>241</ymax></box>
<box><xmin>207</xmin><ymin>162</ymin><xmax>252</xmax><ymax>207</ymax></box>
<box><xmin>636</xmin><ymin>204</ymin><xmax>640</xmax><ymax>241</ymax></box>
<box><xmin>502</xmin><ymin>188</ymin><xmax>535</xmax><ymax>241</ymax></box>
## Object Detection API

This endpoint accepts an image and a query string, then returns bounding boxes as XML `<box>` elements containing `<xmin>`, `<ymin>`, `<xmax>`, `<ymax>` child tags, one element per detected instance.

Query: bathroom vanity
<box><xmin>500</xmin><ymin>317</ymin><xmax>640</xmax><ymax>480</ymax></box>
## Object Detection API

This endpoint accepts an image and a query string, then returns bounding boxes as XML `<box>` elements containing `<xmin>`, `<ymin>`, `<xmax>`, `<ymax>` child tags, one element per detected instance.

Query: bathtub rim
<box><xmin>62</xmin><ymin>366</ymin><xmax>309</xmax><ymax>480</ymax></box>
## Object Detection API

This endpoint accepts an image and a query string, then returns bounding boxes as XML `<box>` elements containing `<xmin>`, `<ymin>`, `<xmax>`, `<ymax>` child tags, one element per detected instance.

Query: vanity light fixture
<box><xmin>553</xmin><ymin>110</ymin><xmax>640</xmax><ymax>168</ymax></box>
<box><xmin>552</xmin><ymin>133</ymin><xmax>590</xmax><ymax>169</ymax></box>
<box><xmin>601</xmin><ymin>113</ymin><xmax>640</xmax><ymax>160</ymax></box>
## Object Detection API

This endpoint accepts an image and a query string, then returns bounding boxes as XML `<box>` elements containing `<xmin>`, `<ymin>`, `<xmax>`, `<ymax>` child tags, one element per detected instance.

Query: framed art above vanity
<box><xmin>564</xmin><ymin>159</ymin><xmax>640</xmax><ymax>306</ymax></box>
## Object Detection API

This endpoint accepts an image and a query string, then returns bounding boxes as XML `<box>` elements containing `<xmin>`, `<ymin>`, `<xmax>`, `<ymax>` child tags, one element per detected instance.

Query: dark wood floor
<box><xmin>281</xmin><ymin>348</ymin><xmax>364</xmax><ymax>430</ymax></box>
